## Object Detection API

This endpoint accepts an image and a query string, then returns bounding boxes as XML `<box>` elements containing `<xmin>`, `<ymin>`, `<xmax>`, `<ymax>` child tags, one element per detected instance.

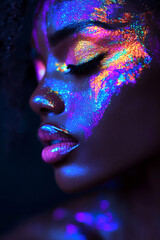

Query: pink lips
<box><xmin>37</xmin><ymin>124</ymin><xmax>79</xmax><ymax>164</ymax></box>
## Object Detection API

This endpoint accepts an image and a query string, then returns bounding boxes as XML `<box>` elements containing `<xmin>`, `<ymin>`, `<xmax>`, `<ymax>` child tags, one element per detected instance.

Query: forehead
<box><xmin>35</xmin><ymin>0</ymin><xmax>126</xmax><ymax>31</ymax></box>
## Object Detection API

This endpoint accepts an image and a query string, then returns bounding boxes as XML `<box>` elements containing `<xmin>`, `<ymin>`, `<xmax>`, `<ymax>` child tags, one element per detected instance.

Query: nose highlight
<box><xmin>29</xmin><ymin>86</ymin><xmax>65</xmax><ymax>115</ymax></box>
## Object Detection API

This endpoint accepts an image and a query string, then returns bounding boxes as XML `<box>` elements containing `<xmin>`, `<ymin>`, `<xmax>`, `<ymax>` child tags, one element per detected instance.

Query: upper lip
<box><xmin>37</xmin><ymin>123</ymin><xmax>78</xmax><ymax>147</ymax></box>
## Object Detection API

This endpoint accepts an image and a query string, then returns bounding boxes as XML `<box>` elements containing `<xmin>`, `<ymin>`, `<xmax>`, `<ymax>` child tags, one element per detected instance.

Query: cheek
<box><xmin>90</xmin><ymin>39</ymin><xmax>152</xmax><ymax>103</ymax></box>
<box><xmin>67</xmin><ymin>39</ymin><xmax>151</xmax><ymax>140</ymax></box>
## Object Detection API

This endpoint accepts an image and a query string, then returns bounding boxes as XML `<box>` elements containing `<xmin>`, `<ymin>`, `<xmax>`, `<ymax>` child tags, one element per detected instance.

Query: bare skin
<box><xmin>2</xmin><ymin>157</ymin><xmax>160</xmax><ymax>240</ymax></box>
<box><xmin>2</xmin><ymin>0</ymin><xmax>160</xmax><ymax>239</ymax></box>
<box><xmin>29</xmin><ymin>0</ymin><xmax>160</xmax><ymax>192</ymax></box>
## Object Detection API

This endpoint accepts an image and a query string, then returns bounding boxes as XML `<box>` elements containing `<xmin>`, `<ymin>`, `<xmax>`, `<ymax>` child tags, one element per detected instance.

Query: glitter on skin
<box><xmin>34</xmin><ymin>96</ymin><xmax>55</xmax><ymax>109</ymax></box>
<box><xmin>75</xmin><ymin>210</ymin><xmax>118</xmax><ymax>233</ymax></box>
<box><xmin>48</xmin><ymin>198</ymin><xmax>119</xmax><ymax>239</ymax></box>
<box><xmin>71</xmin><ymin>40</ymin><xmax>104</xmax><ymax>64</ymax></box>
<box><xmin>89</xmin><ymin>40</ymin><xmax>151</xmax><ymax>103</ymax></box>
<box><xmin>75</xmin><ymin>212</ymin><xmax>93</xmax><ymax>224</ymax></box>
<box><xmin>55</xmin><ymin>62</ymin><xmax>70</xmax><ymax>73</ymax></box>
<box><xmin>91</xmin><ymin>0</ymin><xmax>133</xmax><ymax>25</ymax></box>
<box><xmin>34</xmin><ymin>0</ymin><xmax>152</xmax><ymax>140</ymax></box>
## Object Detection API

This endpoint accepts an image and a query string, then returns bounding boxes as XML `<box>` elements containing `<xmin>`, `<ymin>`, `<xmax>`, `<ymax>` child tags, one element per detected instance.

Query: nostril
<box><xmin>30</xmin><ymin>90</ymin><xmax>65</xmax><ymax>115</ymax></box>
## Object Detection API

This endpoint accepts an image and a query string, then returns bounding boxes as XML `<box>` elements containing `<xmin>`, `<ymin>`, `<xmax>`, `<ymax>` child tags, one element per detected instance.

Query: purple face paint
<box><xmin>30</xmin><ymin>0</ymin><xmax>154</xmax><ymax>189</ymax></box>
<box><xmin>33</xmin><ymin>0</ymin><xmax>151</xmax><ymax>140</ymax></box>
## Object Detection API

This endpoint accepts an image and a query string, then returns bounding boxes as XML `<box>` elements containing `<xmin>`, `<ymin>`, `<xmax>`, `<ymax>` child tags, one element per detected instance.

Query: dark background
<box><xmin>2</xmin><ymin>0</ymin><xmax>158</xmax><ymax>236</ymax></box>
<box><xmin>0</xmin><ymin>91</ymin><xmax>72</xmax><ymax>234</ymax></box>
<box><xmin>0</xmin><ymin>0</ymin><xmax>74</xmax><ymax>235</ymax></box>
<box><xmin>0</xmin><ymin>1</ymin><xmax>108</xmax><ymax>235</ymax></box>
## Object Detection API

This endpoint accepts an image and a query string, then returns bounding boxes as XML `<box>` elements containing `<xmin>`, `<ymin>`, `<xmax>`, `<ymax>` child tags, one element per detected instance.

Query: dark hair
<box><xmin>0</xmin><ymin>0</ymin><xmax>40</xmax><ymax>148</ymax></box>
<box><xmin>1</xmin><ymin>0</ymin><xmax>160</xmax><ymax>137</ymax></box>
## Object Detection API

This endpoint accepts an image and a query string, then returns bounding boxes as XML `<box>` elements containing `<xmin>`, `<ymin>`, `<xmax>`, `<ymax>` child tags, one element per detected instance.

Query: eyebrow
<box><xmin>48</xmin><ymin>20</ymin><xmax>122</xmax><ymax>47</ymax></box>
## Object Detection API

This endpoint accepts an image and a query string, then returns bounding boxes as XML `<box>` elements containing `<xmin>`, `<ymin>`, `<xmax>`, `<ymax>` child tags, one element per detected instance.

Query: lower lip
<box><xmin>41</xmin><ymin>142</ymin><xmax>79</xmax><ymax>164</ymax></box>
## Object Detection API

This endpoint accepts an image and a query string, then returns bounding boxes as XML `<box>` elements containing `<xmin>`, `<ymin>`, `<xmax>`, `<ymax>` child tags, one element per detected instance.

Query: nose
<box><xmin>29</xmin><ymin>81</ymin><xmax>65</xmax><ymax>115</ymax></box>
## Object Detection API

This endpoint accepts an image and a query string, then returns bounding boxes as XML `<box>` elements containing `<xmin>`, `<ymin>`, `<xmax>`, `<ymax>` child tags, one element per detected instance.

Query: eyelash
<box><xmin>31</xmin><ymin>47</ymin><xmax>107</xmax><ymax>81</ymax></box>
<box><xmin>66</xmin><ymin>52</ymin><xmax>106</xmax><ymax>76</ymax></box>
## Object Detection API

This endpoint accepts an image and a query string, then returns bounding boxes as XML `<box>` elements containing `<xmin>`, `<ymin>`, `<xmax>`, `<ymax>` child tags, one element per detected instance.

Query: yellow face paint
<box><xmin>55</xmin><ymin>62</ymin><xmax>70</xmax><ymax>73</ymax></box>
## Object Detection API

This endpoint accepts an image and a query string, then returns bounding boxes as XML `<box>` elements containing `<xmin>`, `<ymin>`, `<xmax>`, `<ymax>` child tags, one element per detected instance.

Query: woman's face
<box><xmin>30</xmin><ymin>0</ymin><xmax>160</xmax><ymax>192</ymax></box>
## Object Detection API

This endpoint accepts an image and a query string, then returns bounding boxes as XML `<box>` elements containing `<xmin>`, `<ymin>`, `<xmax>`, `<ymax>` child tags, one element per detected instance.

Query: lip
<box><xmin>38</xmin><ymin>123</ymin><xmax>79</xmax><ymax>164</ymax></box>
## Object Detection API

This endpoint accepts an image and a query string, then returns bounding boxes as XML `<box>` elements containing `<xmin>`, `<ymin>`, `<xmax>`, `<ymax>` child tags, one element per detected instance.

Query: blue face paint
<box><xmin>33</xmin><ymin>0</ymin><xmax>151</xmax><ymax>141</ymax></box>
<box><xmin>51</xmin><ymin>195</ymin><xmax>119</xmax><ymax>239</ymax></box>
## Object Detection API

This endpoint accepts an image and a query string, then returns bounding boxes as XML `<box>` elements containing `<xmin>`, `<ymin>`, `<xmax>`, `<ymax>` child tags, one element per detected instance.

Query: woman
<box><xmin>2</xmin><ymin>0</ymin><xmax>160</xmax><ymax>239</ymax></box>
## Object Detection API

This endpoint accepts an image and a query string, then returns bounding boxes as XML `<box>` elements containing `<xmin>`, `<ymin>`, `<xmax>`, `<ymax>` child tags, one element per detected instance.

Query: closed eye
<box><xmin>66</xmin><ymin>52</ymin><xmax>107</xmax><ymax>76</ymax></box>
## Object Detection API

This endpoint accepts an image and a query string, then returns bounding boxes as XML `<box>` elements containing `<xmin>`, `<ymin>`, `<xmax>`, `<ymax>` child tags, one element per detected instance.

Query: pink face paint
<box><xmin>33</xmin><ymin>0</ymin><xmax>152</xmax><ymax>141</ymax></box>
<box><xmin>34</xmin><ymin>59</ymin><xmax>46</xmax><ymax>82</ymax></box>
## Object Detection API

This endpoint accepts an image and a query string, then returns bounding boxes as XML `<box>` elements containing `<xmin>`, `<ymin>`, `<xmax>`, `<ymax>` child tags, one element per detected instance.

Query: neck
<box><xmin>76</xmin><ymin>155</ymin><xmax>160</xmax><ymax>239</ymax></box>
<box><xmin>117</xmin><ymin>155</ymin><xmax>160</xmax><ymax>240</ymax></box>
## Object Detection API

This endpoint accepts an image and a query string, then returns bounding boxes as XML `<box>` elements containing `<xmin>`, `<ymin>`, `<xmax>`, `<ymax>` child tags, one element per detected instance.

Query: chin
<box><xmin>53</xmin><ymin>161</ymin><xmax>112</xmax><ymax>194</ymax></box>
<box><xmin>54</xmin><ymin>167</ymin><xmax>91</xmax><ymax>193</ymax></box>
<box><xmin>53</xmin><ymin>166</ymin><xmax>91</xmax><ymax>193</ymax></box>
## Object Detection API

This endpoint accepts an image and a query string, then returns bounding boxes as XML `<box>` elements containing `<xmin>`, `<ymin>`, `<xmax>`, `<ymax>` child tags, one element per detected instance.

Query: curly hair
<box><xmin>0</xmin><ymin>0</ymin><xmax>160</xmax><ymax>133</ymax></box>
<box><xmin>0</xmin><ymin>0</ymin><xmax>40</xmax><ymax>148</ymax></box>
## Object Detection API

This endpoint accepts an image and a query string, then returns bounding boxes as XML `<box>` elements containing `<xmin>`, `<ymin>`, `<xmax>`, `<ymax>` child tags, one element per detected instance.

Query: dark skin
<box><xmin>2</xmin><ymin>165</ymin><xmax>160</xmax><ymax>240</ymax></box>
<box><xmin>29</xmin><ymin>0</ymin><xmax>160</xmax><ymax>193</ymax></box>
<box><xmin>2</xmin><ymin>0</ymin><xmax>160</xmax><ymax>239</ymax></box>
